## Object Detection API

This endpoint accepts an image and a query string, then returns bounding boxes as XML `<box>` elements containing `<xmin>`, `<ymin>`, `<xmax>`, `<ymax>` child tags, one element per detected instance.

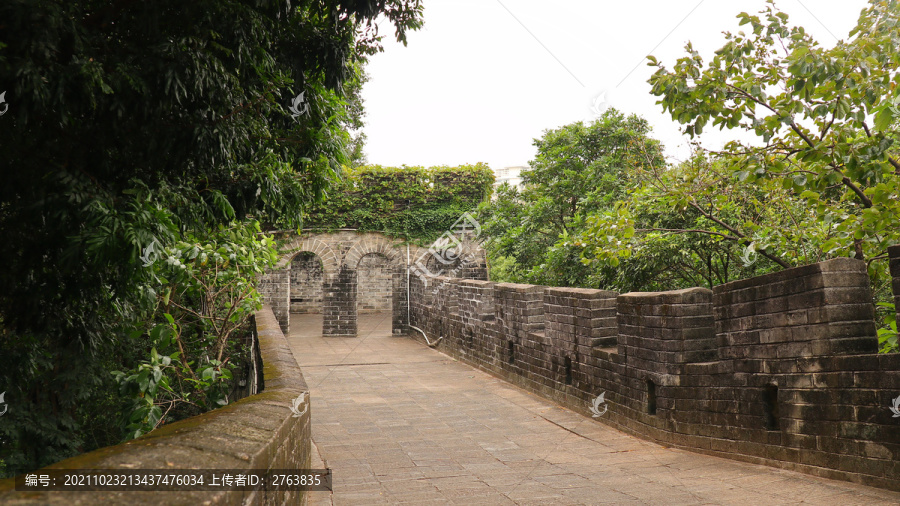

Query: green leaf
<box><xmin>874</xmin><ymin>108</ymin><xmax>894</xmax><ymax>131</ymax></box>
<box><xmin>137</xmin><ymin>371</ymin><xmax>150</xmax><ymax>393</ymax></box>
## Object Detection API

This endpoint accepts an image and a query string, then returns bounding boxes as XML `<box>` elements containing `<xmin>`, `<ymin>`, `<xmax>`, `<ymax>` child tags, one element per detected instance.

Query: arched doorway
<box><xmin>356</xmin><ymin>252</ymin><xmax>394</xmax><ymax>335</ymax></box>
<box><xmin>290</xmin><ymin>252</ymin><xmax>324</xmax><ymax>314</ymax></box>
<box><xmin>270</xmin><ymin>231</ymin><xmax>476</xmax><ymax>336</ymax></box>
<box><xmin>357</xmin><ymin>253</ymin><xmax>392</xmax><ymax>313</ymax></box>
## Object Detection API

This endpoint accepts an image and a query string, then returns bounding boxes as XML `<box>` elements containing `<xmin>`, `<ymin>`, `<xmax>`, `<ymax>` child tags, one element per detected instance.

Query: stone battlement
<box><xmin>409</xmin><ymin>256</ymin><xmax>900</xmax><ymax>491</ymax></box>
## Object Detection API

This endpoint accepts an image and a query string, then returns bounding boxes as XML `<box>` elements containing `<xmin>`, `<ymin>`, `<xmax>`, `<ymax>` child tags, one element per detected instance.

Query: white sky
<box><xmin>360</xmin><ymin>0</ymin><xmax>870</xmax><ymax>172</ymax></box>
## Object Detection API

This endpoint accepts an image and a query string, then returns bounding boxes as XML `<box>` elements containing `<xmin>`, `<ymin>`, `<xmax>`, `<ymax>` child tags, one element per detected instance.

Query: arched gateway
<box><xmin>257</xmin><ymin>230</ymin><xmax>487</xmax><ymax>336</ymax></box>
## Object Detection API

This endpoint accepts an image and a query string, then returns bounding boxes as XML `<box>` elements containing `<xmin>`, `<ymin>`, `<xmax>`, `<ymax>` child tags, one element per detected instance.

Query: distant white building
<box><xmin>493</xmin><ymin>165</ymin><xmax>527</xmax><ymax>190</ymax></box>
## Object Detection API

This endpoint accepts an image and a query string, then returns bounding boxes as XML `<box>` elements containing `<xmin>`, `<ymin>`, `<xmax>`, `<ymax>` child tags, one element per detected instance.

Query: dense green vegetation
<box><xmin>304</xmin><ymin>164</ymin><xmax>495</xmax><ymax>244</ymax></box>
<box><xmin>478</xmin><ymin>112</ymin><xmax>786</xmax><ymax>292</ymax></box>
<box><xmin>0</xmin><ymin>0</ymin><xmax>423</xmax><ymax>477</ymax></box>
<box><xmin>479</xmin><ymin>0</ymin><xmax>899</xmax><ymax>353</ymax></box>
<box><xmin>1</xmin><ymin>0</ymin><xmax>898</xmax><ymax>480</ymax></box>
<box><xmin>477</xmin><ymin>110</ymin><xmax>666</xmax><ymax>287</ymax></box>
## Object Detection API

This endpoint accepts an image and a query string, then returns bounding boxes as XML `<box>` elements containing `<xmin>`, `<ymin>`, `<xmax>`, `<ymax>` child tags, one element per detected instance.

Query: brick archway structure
<box><xmin>345</xmin><ymin>235</ymin><xmax>405</xmax><ymax>334</ymax></box>
<box><xmin>258</xmin><ymin>230</ymin><xmax>487</xmax><ymax>336</ymax></box>
<box><xmin>277</xmin><ymin>236</ymin><xmax>341</xmax><ymax>276</ymax></box>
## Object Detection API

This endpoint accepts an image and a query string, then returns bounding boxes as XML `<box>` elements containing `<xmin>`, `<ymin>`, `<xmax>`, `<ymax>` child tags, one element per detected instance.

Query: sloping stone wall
<box><xmin>409</xmin><ymin>256</ymin><xmax>900</xmax><ymax>491</ymax></box>
<box><xmin>0</xmin><ymin>307</ymin><xmax>313</xmax><ymax>505</ymax></box>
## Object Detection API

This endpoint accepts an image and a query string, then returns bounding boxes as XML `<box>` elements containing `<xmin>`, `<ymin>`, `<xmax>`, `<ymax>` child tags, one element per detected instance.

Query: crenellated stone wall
<box><xmin>257</xmin><ymin>269</ymin><xmax>290</xmax><ymax>334</ymax></box>
<box><xmin>714</xmin><ymin>257</ymin><xmax>877</xmax><ymax>359</ymax></box>
<box><xmin>409</xmin><ymin>255</ymin><xmax>900</xmax><ymax>492</ymax></box>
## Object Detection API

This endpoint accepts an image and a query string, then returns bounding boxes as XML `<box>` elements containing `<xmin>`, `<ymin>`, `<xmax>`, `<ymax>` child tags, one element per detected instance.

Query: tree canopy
<box><xmin>0</xmin><ymin>0</ymin><xmax>423</xmax><ymax>476</ymax></box>
<box><xmin>479</xmin><ymin>1</ymin><xmax>900</xmax><ymax>352</ymax></box>
<box><xmin>476</xmin><ymin>110</ymin><xmax>665</xmax><ymax>287</ymax></box>
<box><xmin>579</xmin><ymin>0</ymin><xmax>900</xmax><ymax>351</ymax></box>
<box><xmin>642</xmin><ymin>0</ymin><xmax>900</xmax><ymax>266</ymax></box>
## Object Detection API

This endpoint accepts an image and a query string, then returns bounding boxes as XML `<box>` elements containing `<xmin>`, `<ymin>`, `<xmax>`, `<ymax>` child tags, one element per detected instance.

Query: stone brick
<box><xmin>267</xmin><ymin>231</ymin><xmax>488</xmax><ymax>336</ymax></box>
<box><xmin>0</xmin><ymin>307</ymin><xmax>314</xmax><ymax>504</ymax></box>
<box><xmin>402</xmin><ymin>255</ymin><xmax>900</xmax><ymax>492</ymax></box>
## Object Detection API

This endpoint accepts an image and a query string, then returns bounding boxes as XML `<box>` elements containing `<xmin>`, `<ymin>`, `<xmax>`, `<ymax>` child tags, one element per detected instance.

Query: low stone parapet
<box><xmin>0</xmin><ymin>306</ymin><xmax>312</xmax><ymax>505</ymax></box>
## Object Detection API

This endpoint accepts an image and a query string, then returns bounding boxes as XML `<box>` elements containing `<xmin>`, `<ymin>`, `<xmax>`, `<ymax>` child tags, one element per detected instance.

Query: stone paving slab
<box><xmin>286</xmin><ymin>313</ymin><xmax>900</xmax><ymax>506</ymax></box>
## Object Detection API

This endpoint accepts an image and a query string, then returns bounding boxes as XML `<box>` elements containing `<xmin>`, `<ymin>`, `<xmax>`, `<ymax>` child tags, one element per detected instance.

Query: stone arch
<box><xmin>260</xmin><ymin>231</ymin><xmax>486</xmax><ymax>336</ymax></box>
<box><xmin>277</xmin><ymin>236</ymin><xmax>340</xmax><ymax>282</ymax></box>
<box><xmin>346</xmin><ymin>234</ymin><xmax>406</xmax><ymax>334</ymax></box>
<box><xmin>267</xmin><ymin>236</ymin><xmax>343</xmax><ymax>336</ymax></box>
<box><xmin>345</xmin><ymin>234</ymin><xmax>400</xmax><ymax>268</ymax></box>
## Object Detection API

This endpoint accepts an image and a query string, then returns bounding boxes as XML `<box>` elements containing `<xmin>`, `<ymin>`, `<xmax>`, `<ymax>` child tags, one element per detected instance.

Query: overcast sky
<box><xmin>360</xmin><ymin>0</ymin><xmax>870</xmax><ymax>171</ymax></box>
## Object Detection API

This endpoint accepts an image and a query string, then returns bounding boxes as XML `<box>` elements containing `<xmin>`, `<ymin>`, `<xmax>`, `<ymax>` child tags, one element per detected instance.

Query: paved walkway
<box><xmin>286</xmin><ymin>313</ymin><xmax>900</xmax><ymax>506</ymax></box>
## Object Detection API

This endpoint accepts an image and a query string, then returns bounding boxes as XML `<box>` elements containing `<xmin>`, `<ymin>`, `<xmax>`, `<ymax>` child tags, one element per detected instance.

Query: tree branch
<box><xmin>889</xmin><ymin>156</ymin><xmax>900</xmax><ymax>174</ymax></box>
<box><xmin>820</xmin><ymin>104</ymin><xmax>837</xmax><ymax>140</ymax></box>
<box><xmin>836</xmin><ymin>172</ymin><xmax>873</xmax><ymax>208</ymax></box>
<box><xmin>860</xmin><ymin>122</ymin><xmax>900</xmax><ymax>172</ymax></box>
<box><xmin>689</xmin><ymin>202</ymin><xmax>792</xmax><ymax>268</ymax></box>
<box><xmin>637</xmin><ymin>228</ymin><xmax>740</xmax><ymax>241</ymax></box>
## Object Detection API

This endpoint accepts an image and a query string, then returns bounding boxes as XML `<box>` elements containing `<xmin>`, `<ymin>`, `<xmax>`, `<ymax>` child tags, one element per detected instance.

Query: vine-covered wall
<box><xmin>303</xmin><ymin>164</ymin><xmax>494</xmax><ymax>244</ymax></box>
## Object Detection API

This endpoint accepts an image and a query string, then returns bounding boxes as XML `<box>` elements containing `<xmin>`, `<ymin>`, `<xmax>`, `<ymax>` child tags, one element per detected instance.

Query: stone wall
<box><xmin>257</xmin><ymin>268</ymin><xmax>290</xmax><ymax>334</ymax></box>
<box><xmin>0</xmin><ymin>307</ymin><xmax>313</xmax><ymax>505</ymax></box>
<box><xmin>322</xmin><ymin>264</ymin><xmax>357</xmax><ymax>336</ymax></box>
<box><xmin>409</xmin><ymin>256</ymin><xmax>900</xmax><ymax>491</ymax></box>
<box><xmin>263</xmin><ymin>230</ymin><xmax>488</xmax><ymax>336</ymax></box>
<box><xmin>357</xmin><ymin>254</ymin><xmax>393</xmax><ymax>313</ymax></box>
<box><xmin>290</xmin><ymin>252</ymin><xmax>324</xmax><ymax>313</ymax></box>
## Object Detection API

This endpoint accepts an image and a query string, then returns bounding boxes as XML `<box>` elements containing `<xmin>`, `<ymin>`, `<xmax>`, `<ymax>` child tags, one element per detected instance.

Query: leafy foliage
<box><xmin>877</xmin><ymin>303</ymin><xmax>899</xmax><ymax>353</ymax></box>
<box><xmin>580</xmin><ymin>152</ymin><xmax>814</xmax><ymax>290</ymax></box>
<box><xmin>580</xmin><ymin>0</ymin><xmax>900</xmax><ymax>350</ymax></box>
<box><xmin>0</xmin><ymin>0</ymin><xmax>423</xmax><ymax>477</ymax></box>
<box><xmin>304</xmin><ymin>164</ymin><xmax>495</xmax><ymax>244</ymax></box>
<box><xmin>645</xmin><ymin>0</ymin><xmax>900</xmax><ymax>267</ymax></box>
<box><xmin>113</xmin><ymin>223</ymin><xmax>278</xmax><ymax>439</ymax></box>
<box><xmin>476</xmin><ymin>110</ymin><xmax>667</xmax><ymax>288</ymax></box>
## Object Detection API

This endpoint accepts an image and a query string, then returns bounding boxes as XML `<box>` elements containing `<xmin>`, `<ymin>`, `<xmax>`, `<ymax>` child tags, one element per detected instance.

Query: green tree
<box><xmin>644</xmin><ymin>0</ymin><xmax>900</xmax><ymax>265</ymax></box>
<box><xmin>477</xmin><ymin>109</ymin><xmax>666</xmax><ymax>287</ymax></box>
<box><xmin>112</xmin><ymin>222</ymin><xmax>279</xmax><ymax>440</ymax></box>
<box><xmin>0</xmin><ymin>0</ymin><xmax>423</xmax><ymax>476</ymax></box>
<box><xmin>581</xmin><ymin>152</ymin><xmax>810</xmax><ymax>291</ymax></box>
<box><xmin>582</xmin><ymin>0</ymin><xmax>900</xmax><ymax>351</ymax></box>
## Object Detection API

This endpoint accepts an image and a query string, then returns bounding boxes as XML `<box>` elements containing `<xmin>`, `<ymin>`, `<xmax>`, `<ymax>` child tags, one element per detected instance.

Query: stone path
<box><xmin>286</xmin><ymin>313</ymin><xmax>900</xmax><ymax>506</ymax></box>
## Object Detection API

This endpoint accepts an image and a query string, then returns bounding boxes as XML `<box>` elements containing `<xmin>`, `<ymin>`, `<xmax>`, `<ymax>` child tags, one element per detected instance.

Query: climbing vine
<box><xmin>304</xmin><ymin>164</ymin><xmax>494</xmax><ymax>244</ymax></box>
